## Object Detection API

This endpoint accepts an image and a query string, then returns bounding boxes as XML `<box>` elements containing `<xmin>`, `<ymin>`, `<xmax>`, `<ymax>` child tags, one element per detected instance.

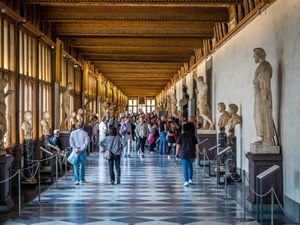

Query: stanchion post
<box><xmin>225</xmin><ymin>159</ymin><xmax>228</xmax><ymax>199</ymax></box>
<box><xmin>65</xmin><ymin>151</ymin><xmax>67</xmax><ymax>180</ymax></box>
<box><xmin>260</xmin><ymin>180</ymin><xmax>264</xmax><ymax>224</ymax></box>
<box><xmin>203</xmin><ymin>148</ymin><xmax>206</xmax><ymax>177</ymax></box>
<box><xmin>271</xmin><ymin>186</ymin><xmax>274</xmax><ymax>225</ymax></box>
<box><xmin>18</xmin><ymin>170</ymin><xmax>21</xmax><ymax>218</ymax></box>
<box><xmin>256</xmin><ymin>177</ymin><xmax>259</xmax><ymax>221</ymax></box>
<box><xmin>38</xmin><ymin>162</ymin><xmax>41</xmax><ymax>203</ymax></box>
<box><xmin>243</xmin><ymin>170</ymin><xmax>246</xmax><ymax>220</ymax></box>
<box><xmin>55</xmin><ymin>152</ymin><xmax>58</xmax><ymax>189</ymax></box>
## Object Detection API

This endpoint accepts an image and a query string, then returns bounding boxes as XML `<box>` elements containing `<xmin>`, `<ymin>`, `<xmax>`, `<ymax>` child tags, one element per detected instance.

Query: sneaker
<box><xmin>140</xmin><ymin>153</ymin><xmax>144</xmax><ymax>158</ymax></box>
<box><xmin>188</xmin><ymin>179</ymin><xmax>193</xmax><ymax>184</ymax></box>
<box><xmin>110</xmin><ymin>180</ymin><xmax>115</xmax><ymax>185</ymax></box>
<box><xmin>128</xmin><ymin>155</ymin><xmax>131</xmax><ymax>158</ymax></box>
<box><xmin>183</xmin><ymin>182</ymin><xmax>189</xmax><ymax>187</ymax></box>
<box><xmin>80</xmin><ymin>180</ymin><xmax>87</xmax><ymax>183</ymax></box>
<box><xmin>74</xmin><ymin>181</ymin><xmax>80</xmax><ymax>185</ymax></box>
<box><xmin>117</xmin><ymin>177</ymin><xmax>121</xmax><ymax>184</ymax></box>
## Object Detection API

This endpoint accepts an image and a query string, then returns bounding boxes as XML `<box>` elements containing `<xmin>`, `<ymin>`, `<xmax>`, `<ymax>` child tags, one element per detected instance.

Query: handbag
<box><xmin>103</xmin><ymin>136</ymin><xmax>115</xmax><ymax>160</ymax></box>
<box><xmin>67</xmin><ymin>150</ymin><xmax>78</xmax><ymax>165</ymax></box>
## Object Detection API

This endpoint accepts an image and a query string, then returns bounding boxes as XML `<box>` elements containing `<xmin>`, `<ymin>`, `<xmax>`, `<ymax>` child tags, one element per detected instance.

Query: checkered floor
<box><xmin>4</xmin><ymin>151</ymin><xmax>259</xmax><ymax>225</ymax></box>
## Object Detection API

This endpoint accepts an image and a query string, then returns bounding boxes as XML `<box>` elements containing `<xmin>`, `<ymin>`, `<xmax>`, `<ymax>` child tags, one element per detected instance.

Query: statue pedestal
<box><xmin>22</xmin><ymin>139</ymin><xmax>37</xmax><ymax>184</ymax></box>
<box><xmin>250</xmin><ymin>143</ymin><xmax>280</xmax><ymax>154</ymax></box>
<box><xmin>246</xmin><ymin>152</ymin><xmax>283</xmax><ymax>204</ymax></box>
<box><xmin>0</xmin><ymin>155</ymin><xmax>14</xmax><ymax>212</ymax></box>
<box><xmin>196</xmin><ymin>130</ymin><xmax>217</xmax><ymax>160</ymax></box>
<box><xmin>227</xmin><ymin>135</ymin><xmax>237</xmax><ymax>175</ymax></box>
<box><xmin>60</xmin><ymin>131</ymin><xmax>70</xmax><ymax>148</ymax></box>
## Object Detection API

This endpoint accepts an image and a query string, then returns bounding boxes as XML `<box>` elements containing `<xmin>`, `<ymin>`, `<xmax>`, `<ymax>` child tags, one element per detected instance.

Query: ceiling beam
<box><xmin>25</xmin><ymin>0</ymin><xmax>243</xmax><ymax>6</ymax></box>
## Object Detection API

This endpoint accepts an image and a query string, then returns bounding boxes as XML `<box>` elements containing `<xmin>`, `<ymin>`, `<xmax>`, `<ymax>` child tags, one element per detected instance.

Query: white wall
<box><xmin>196</xmin><ymin>0</ymin><xmax>300</xmax><ymax>206</ymax></box>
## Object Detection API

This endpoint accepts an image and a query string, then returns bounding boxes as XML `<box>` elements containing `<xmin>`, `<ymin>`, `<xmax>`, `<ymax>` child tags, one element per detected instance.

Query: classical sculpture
<box><xmin>217</xmin><ymin>102</ymin><xmax>230</xmax><ymax>133</ymax></box>
<box><xmin>227</xmin><ymin>103</ymin><xmax>242</xmax><ymax>136</ymax></box>
<box><xmin>171</xmin><ymin>93</ymin><xmax>179</xmax><ymax>117</ymax></box>
<box><xmin>21</xmin><ymin>111</ymin><xmax>33</xmax><ymax>140</ymax></box>
<box><xmin>103</xmin><ymin>99</ymin><xmax>110</xmax><ymax>119</ymax></box>
<box><xmin>70</xmin><ymin>111</ymin><xmax>77</xmax><ymax>131</ymax></box>
<box><xmin>60</xmin><ymin>82</ymin><xmax>73</xmax><ymax>131</ymax></box>
<box><xmin>253</xmin><ymin>48</ymin><xmax>275</xmax><ymax>145</ymax></box>
<box><xmin>194</xmin><ymin>74</ymin><xmax>214</xmax><ymax>129</ymax></box>
<box><xmin>76</xmin><ymin>108</ymin><xmax>84</xmax><ymax>124</ymax></box>
<box><xmin>0</xmin><ymin>75</ymin><xmax>13</xmax><ymax>156</ymax></box>
<box><xmin>40</xmin><ymin>111</ymin><xmax>51</xmax><ymax>136</ymax></box>
<box><xmin>165</xmin><ymin>95</ymin><xmax>172</xmax><ymax>116</ymax></box>
<box><xmin>179</xmin><ymin>84</ymin><xmax>189</xmax><ymax>121</ymax></box>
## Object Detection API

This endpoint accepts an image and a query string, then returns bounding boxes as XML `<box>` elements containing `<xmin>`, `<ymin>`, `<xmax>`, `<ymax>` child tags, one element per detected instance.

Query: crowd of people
<box><xmin>50</xmin><ymin>111</ymin><xmax>200</xmax><ymax>187</ymax></box>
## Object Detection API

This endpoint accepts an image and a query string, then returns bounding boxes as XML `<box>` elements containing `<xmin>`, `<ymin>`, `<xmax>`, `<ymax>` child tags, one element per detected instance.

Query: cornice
<box><xmin>25</xmin><ymin>0</ymin><xmax>242</xmax><ymax>3</ymax></box>
<box><xmin>42</xmin><ymin>15</ymin><xmax>228</xmax><ymax>22</ymax></box>
<box><xmin>53</xmin><ymin>29</ymin><xmax>213</xmax><ymax>37</ymax></box>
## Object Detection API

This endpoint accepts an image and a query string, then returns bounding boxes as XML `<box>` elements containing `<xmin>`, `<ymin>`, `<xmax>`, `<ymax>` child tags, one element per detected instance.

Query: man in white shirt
<box><xmin>70</xmin><ymin>122</ymin><xmax>90</xmax><ymax>185</ymax></box>
<box><xmin>99</xmin><ymin>116</ymin><xmax>107</xmax><ymax>152</ymax></box>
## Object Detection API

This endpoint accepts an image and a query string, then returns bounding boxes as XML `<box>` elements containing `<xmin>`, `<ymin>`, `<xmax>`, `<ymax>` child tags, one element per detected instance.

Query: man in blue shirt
<box><xmin>69</xmin><ymin>122</ymin><xmax>90</xmax><ymax>185</ymax></box>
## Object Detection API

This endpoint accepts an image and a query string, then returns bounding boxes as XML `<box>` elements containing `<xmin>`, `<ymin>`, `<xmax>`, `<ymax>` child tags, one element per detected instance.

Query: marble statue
<box><xmin>171</xmin><ymin>93</ymin><xmax>179</xmax><ymax>117</ymax></box>
<box><xmin>109</xmin><ymin>102</ymin><xmax>116</xmax><ymax>117</ymax></box>
<box><xmin>70</xmin><ymin>111</ymin><xmax>77</xmax><ymax>131</ymax></box>
<box><xmin>76</xmin><ymin>108</ymin><xmax>84</xmax><ymax>124</ymax></box>
<box><xmin>0</xmin><ymin>75</ymin><xmax>13</xmax><ymax>156</ymax></box>
<box><xmin>21</xmin><ymin>111</ymin><xmax>33</xmax><ymax>140</ymax></box>
<box><xmin>40</xmin><ymin>111</ymin><xmax>50</xmax><ymax>136</ymax></box>
<box><xmin>253</xmin><ymin>48</ymin><xmax>275</xmax><ymax>145</ymax></box>
<box><xmin>194</xmin><ymin>74</ymin><xmax>214</xmax><ymax>129</ymax></box>
<box><xmin>217</xmin><ymin>102</ymin><xmax>230</xmax><ymax>133</ymax></box>
<box><xmin>60</xmin><ymin>82</ymin><xmax>73</xmax><ymax>131</ymax></box>
<box><xmin>227</xmin><ymin>103</ymin><xmax>242</xmax><ymax>136</ymax></box>
<box><xmin>165</xmin><ymin>95</ymin><xmax>172</xmax><ymax>116</ymax></box>
<box><xmin>179</xmin><ymin>84</ymin><xmax>189</xmax><ymax>121</ymax></box>
<box><xmin>103</xmin><ymin>99</ymin><xmax>110</xmax><ymax>119</ymax></box>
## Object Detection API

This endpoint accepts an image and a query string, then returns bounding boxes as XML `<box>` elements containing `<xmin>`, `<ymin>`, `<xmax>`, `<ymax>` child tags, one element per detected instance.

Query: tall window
<box><xmin>128</xmin><ymin>98</ymin><xmax>138</xmax><ymax>114</ymax></box>
<box><xmin>146</xmin><ymin>99</ymin><xmax>156</xmax><ymax>113</ymax></box>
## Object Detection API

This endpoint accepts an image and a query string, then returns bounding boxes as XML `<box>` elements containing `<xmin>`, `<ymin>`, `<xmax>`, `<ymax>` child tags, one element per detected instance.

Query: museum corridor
<box><xmin>3</xmin><ymin>152</ymin><xmax>260</xmax><ymax>225</ymax></box>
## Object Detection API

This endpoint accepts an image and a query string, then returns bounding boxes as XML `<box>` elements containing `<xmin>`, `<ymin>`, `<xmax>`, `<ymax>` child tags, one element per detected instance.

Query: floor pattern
<box><xmin>4</xmin><ymin>151</ymin><xmax>259</xmax><ymax>225</ymax></box>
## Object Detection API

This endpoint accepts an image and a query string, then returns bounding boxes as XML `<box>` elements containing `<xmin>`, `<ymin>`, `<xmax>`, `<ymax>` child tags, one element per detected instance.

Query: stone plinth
<box><xmin>196</xmin><ymin>130</ymin><xmax>217</xmax><ymax>161</ymax></box>
<box><xmin>60</xmin><ymin>131</ymin><xmax>70</xmax><ymax>148</ymax></box>
<box><xmin>0</xmin><ymin>155</ymin><xmax>14</xmax><ymax>212</ymax></box>
<box><xmin>250</xmin><ymin>143</ymin><xmax>280</xmax><ymax>154</ymax></box>
<box><xmin>246</xmin><ymin>152</ymin><xmax>283</xmax><ymax>204</ymax></box>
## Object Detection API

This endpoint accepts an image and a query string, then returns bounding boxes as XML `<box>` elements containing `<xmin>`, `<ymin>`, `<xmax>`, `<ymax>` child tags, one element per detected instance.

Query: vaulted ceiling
<box><xmin>24</xmin><ymin>0</ymin><xmax>243</xmax><ymax>97</ymax></box>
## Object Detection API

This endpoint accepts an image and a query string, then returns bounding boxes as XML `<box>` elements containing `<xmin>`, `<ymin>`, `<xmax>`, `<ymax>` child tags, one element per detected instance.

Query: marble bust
<box><xmin>40</xmin><ymin>111</ymin><xmax>50</xmax><ymax>136</ymax></box>
<box><xmin>21</xmin><ymin>111</ymin><xmax>33</xmax><ymax>140</ymax></box>
<box><xmin>227</xmin><ymin>103</ymin><xmax>242</xmax><ymax>136</ymax></box>
<box><xmin>217</xmin><ymin>102</ymin><xmax>230</xmax><ymax>133</ymax></box>
<box><xmin>253</xmin><ymin>48</ymin><xmax>275</xmax><ymax>145</ymax></box>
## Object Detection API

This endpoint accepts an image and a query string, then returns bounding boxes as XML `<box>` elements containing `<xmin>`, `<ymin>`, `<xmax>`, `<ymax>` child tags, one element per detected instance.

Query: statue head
<box><xmin>253</xmin><ymin>48</ymin><xmax>266</xmax><ymax>63</ymax></box>
<box><xmin>24</xmin><ymin>111</ymin><xmax>32</xmax><ymax>121</ymax></box>
<box><xmin>43</xmin><ymin>111</ymin><xmax>50</xmax><ymax>119</ymax></box>
<box><xmin>66</xmin><ymin>82</ymin><xmax>73</xmax><ymax>90</ymax></box>
<box><xmin>182</xmin><ymin>84</ymin><xmax>188</xmax><ymax>92</ymax></box>
<box><xmin>217</xmin><ymin>102</ymin><xmax>226</xmax><ymax>113</ymax></box>
<box><xmin>228</xmin><ymin>103</ymin><xmax>238</xmax><ymax>114</ymax></box>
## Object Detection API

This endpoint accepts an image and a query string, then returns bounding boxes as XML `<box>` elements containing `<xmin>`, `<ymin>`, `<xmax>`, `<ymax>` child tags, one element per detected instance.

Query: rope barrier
<box><xmin>0</xmin><ymin>170</ymin><xmax>20</xmax><ymax>183</ymax></box>
<box><xmin>20</xmin><ymin>162</ymin><xmax>40</xmax><ymax>180</ymax></box>
<box><xmin>244</xmin><ymin>175</ymin><xmax>273</xmax><ymax>198</ymax></box>
<box><xmin>227</xmin><ymin>171</ymin><xmax>243</xmax><ymax>182</ymax></box>
<box><xmin>272</xmin><ymin>188</ymin><xmax>300</xmax><ymax>224</ymax></box>
<box><xmin>19</xmin><ymin>161</ymin><xmax>40</xmax><ymax>172</ymax></box>
<box><xmin>24</xmin><ymin>154</ymin><xmax>56</xmax><ymax>162</ymax></box>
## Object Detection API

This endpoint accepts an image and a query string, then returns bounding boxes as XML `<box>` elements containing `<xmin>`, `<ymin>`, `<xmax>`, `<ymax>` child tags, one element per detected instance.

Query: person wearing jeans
<box><xmin>176</xmin><ymin>123</ymin><xmax>199</xmax><ymax>186</ymax></box>
<box><xmin>159</xmin><ymin>116</ymin><xmax>167</xmax><ymax>155</ymax></box>
<box><xmin>70</xmin><ymin>122</ymin><xmax>90</xmax><ymax>185</ymax></box>
<box><xmin>100</xmin><ymin>127</ymin><xmax>126</xmax><ymax>184</ymax></box>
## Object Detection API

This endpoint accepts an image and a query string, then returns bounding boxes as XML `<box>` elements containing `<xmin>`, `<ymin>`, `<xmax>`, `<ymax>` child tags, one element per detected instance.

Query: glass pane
<box><xmin>128</xmin><ymin>100</ymin><xmax>132</xmax><ymax>105</ymax></box>
<box><xmin>133</xmin><ymin>100</ymin><xmax>137</xmax><ymax>105</ymax></box>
